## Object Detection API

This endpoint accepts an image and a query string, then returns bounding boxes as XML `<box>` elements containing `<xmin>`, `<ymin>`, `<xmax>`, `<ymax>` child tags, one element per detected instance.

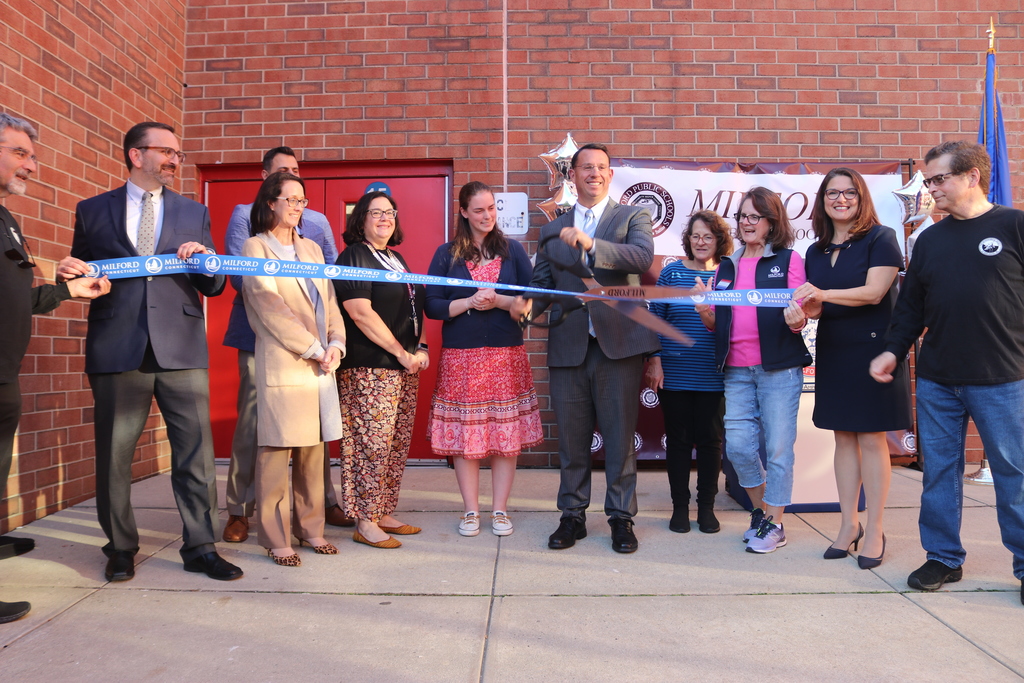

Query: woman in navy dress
<box><xmin>793</xmin><ymin>167</ymin><xmax>912</xmax><ymax>569</ymax></box>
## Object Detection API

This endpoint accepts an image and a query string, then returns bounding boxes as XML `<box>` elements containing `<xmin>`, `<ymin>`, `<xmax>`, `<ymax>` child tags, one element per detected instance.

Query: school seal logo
<box><xmin>384</xmin><ymin>271</ymin><xmax>401</xmax><ymax>281</ymax></box>
<box><xmin>640</xmin><ymin>388</ymin><xmax>659</xmax><ymax>409</ymax></box>
<box><xmin>263</xmin><ymin>260</ymin><xmax>281</xmax><ymax>275</ymax></box>
<box><xmin>620</xmin><ymin>182</ymin><xmax>675</xmax><ymax>237</ymax></box>
<box><xmin>746</xmin><ymin>290</ymin><xmax>763</xmax><ymax>305</ymax></box>
<box><xmin>979</xmin><ymin>238</ymin><xmax>1003</xmax><ymax>256</ymax></box>
<box><xmin>145</xmin><ymin>257</ymin><xmax>163</xmax><ymax>274</ymax></box>
<box><xmin>590</xmin><ymin>431</ymin><xmax>603</xmax><ymax>453</ymax></box>
<box><xmin>323</xmin><ymin>265</ymin><xmax>341</xmax><ymax>278</ymax></box>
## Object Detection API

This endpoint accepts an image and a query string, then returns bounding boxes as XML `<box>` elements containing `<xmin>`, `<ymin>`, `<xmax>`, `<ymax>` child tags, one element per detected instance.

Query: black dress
<box><xmin>805</xmin><ymin>225</ymin><xmax>912</xmax><ymax>432</ymax></box>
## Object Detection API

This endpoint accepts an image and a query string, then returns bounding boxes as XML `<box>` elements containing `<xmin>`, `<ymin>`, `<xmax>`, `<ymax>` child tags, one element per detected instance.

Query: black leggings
<box><xmin>658</xmin><ymin>389</ymin><xmax>724</xmax><ymax>508</ymax></box>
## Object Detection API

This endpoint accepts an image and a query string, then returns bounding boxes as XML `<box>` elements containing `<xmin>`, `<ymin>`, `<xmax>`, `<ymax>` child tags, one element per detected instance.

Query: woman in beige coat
<box><xmin>242</xmin><ymin>172</ymin><xmax>346</xmax><ymax>567</ymax></box>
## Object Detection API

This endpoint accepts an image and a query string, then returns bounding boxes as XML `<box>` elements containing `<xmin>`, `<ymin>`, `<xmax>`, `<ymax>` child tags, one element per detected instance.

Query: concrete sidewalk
<box><xmin>1</xmin><ymin>464</ymin><xmax>1022</xmax><ymax>682</ymax></box>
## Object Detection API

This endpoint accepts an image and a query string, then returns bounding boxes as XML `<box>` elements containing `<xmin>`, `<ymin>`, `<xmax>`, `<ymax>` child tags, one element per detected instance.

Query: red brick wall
<box><xmin>183</xmin><ymin>0</ymin><xmax>1021</xmax><ymax>466</ymax></box>
<box><xmin>0</xmin><ymin>0</ymin><xmax>189</xmax><ymax>532</ymax></box>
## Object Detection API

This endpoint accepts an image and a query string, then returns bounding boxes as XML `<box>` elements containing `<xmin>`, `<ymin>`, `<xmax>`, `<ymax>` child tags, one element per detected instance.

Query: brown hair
<box><xmin>809</xmin><ymin>168</ymin><xmax>880</xmax><ymax>251</ymax></box>
<box><xmin>342</xmin><ymin>191</ymin><xmax>404</xmax><ymax>247</ymax></box>
<box><xmin>451</xmin><ymin>181</ymin><xmax>509</xmax><ymax>264</ymax></box>
<box><xmin>925</xmin><ymin>140</ymin><xmax>991</xmax><ymax>195</ymax></box>
<box><xmin>249</xmin><ymin>172</ymin><xmax>305</xmax><ymax>236</ymax></box>
<box><xmin>735</xmin><ymin>186</ymin><xmax>795</xmax><ymax>250</ymax></box>
<box><xmin>683</xmin><ymin>210</ymin><xmax>733</xmax><ymax>264</ymax></box>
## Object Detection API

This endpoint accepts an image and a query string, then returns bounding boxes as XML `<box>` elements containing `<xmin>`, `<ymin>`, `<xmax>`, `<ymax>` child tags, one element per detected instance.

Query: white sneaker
<box><xmin>491</xmin><ymin>511</ymin><xmax>513</xmax><ymax>536</ymax></box>
<box><xmin>459</xmin><ymin>511</ymin><xmax>480</xmax><ymax>537</ymax></box>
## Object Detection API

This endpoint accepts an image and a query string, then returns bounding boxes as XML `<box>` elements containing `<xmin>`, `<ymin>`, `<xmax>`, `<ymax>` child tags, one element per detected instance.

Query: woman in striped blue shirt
<box><xmin>646</xmin><ymin>210</ymin><xmax>734</xmax><ymax>534</ymax></box>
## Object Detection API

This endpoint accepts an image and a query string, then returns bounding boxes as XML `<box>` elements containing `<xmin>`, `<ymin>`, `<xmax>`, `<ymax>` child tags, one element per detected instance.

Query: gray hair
<box><xmin>0</xmin><ymin>112</ymin><xmax>39</xmax><ymax>142</ymax></box>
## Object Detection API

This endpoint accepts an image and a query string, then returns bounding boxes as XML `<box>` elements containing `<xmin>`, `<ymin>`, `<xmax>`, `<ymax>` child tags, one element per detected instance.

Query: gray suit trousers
<box><xmin>551</xmin><ymin>338</ymin><xmax>643</xmax><ymax>520</ymax></box>
<box><xmin>224</xmin><ymin>350</ymin><xmax>338</xmax><ymax>516</ymax></box>
<box><xmin>90</xmin><ymin>365</ymin><xmax>218</xmax><ymax>563</ymax></box>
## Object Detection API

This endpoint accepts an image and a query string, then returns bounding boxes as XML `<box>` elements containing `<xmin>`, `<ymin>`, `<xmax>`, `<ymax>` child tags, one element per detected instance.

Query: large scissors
<box><xmin>519</xmin><ymin>233</ymin><xmax>695</xmax><ymax>346</ymax></box>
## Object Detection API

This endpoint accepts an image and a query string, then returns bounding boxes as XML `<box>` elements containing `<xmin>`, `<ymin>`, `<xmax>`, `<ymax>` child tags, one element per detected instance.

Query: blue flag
<box><xmin>978</xmin><ymin>50</ymin><xmax>1013</xmax><ymax>206</ymax></box>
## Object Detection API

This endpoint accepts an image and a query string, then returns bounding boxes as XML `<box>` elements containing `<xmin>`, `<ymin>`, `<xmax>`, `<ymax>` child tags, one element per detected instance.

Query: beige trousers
<box><xmin>255</xmin><ymin>444</ymin><xmax>326</xmax><ymax>549</ymax></box>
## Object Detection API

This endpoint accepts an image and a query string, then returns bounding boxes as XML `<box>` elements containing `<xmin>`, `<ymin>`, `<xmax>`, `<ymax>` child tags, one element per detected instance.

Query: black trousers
<box><xmin>658</xmin><ymin>388</ymin><xmax>725</xmax><ymax>509</ymax></box>
<box><xmin>0</xmin><ymin>381</ymin><xmax>21</xmax><ymax>496</ymax></box>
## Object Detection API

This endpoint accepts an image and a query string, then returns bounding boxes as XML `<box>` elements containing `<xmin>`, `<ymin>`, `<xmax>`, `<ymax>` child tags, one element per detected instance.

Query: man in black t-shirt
<box><xmin>871</xmin><ymin>140</ymin><xmax>1024</xmax><ymax>606</ymax></box>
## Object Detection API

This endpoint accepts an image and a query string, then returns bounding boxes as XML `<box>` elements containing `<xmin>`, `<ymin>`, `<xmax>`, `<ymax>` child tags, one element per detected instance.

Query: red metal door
<box><xmin>201</xmin><ymin>164</ymin><xmax>450</xmax><ymax>460</ymax></box>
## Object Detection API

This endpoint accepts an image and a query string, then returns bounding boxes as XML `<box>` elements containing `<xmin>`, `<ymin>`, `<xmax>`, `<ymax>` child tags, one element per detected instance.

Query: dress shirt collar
<box><xmin>574</xmin><ymin>195</ymin><xmax>611</xmax><ymax>231</ymax></box>
<box><xmin>126</xmin><ymin>179</ymin><xmax>164</xmax><ymax>205</ymax></box>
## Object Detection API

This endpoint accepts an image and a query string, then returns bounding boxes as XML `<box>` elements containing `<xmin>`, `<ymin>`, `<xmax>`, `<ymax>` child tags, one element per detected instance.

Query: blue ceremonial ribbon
<box><xmin>83</xmin><ymin>253</ymin><xmax>794</xmax><ymax>308</ymax></box>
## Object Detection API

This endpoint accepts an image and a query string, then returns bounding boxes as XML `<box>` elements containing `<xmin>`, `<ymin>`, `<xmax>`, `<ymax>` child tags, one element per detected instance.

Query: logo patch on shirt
<box><xmin>768</xmin><ymin>265</ymin><xmax>784</xmax><ymax>278</ymax></box>
<box><xmin>979</xmin><ymin>238</ymin><xmax>1003</xmax><ymax>256</ymax></box>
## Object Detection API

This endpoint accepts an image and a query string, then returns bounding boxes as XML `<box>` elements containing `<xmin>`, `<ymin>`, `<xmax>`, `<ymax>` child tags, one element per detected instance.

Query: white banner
<box><xmin>609</xmin><ymin>161</ymin><xmax>906</xmax><ymax>258</ymax></box>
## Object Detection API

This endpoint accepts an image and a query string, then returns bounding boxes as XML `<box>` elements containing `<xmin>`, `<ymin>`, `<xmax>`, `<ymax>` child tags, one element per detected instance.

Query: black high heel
<box><xmin>857</xmin><ymin>534</ymin><xmax>886</xmax><ymax>570</ymax></box>
<box><xmin>823</xmin><ymin>523</ymin><xmax>864</xmax><ymax>560</ymax></box>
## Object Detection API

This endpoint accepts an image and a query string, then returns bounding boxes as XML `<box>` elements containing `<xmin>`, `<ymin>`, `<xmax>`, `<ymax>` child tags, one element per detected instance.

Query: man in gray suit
<box><xmin>518</xmin><ymin>143</ymin><xmax>658</xmax><ymax>553</ymax></box>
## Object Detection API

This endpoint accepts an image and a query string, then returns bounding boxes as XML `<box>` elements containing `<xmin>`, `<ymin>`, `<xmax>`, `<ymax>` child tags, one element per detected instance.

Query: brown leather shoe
<box><xmin>222</xmin><ymin>515</ymin><xmax>249</xmax><ymax>543</ymax></box>
<box><xmin>325</xmin><ymin>504</ymin><xmax>355</xmax><ymax>527</ymax></box>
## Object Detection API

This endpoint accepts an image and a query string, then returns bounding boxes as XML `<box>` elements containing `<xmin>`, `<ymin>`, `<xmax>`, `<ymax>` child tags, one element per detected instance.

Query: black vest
<box><xmin>713</xmin><ymin>248</ymin><xmax>811</xmax><ymax>372</ymax></box>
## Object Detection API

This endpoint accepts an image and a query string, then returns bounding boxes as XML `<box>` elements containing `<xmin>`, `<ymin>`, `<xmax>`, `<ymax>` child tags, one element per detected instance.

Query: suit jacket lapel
<box><xmin>107</xmin><ymin>185</ymin><xmax>136</xmax><ymax>256</ymax></box>
<box><xmin>594</xmin><ymin>198</ymin><xmax>619</xmax><ymax>242</ymax></box>
<box><xmin>155</xmin><ymin>189</ymin><xmax>179</xmax><ymax>255</ymax></box>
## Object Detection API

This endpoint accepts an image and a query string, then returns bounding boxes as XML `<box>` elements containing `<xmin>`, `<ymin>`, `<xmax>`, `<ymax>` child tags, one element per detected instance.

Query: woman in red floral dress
<box><xmin>425</xmin><ymin>182</ymin><xmax>543</xmax><ymax>537</ymax></box>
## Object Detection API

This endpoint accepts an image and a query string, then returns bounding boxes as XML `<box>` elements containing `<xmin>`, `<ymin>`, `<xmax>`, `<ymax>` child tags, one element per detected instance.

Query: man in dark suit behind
<box><xmin>58</xmin><ymin>122</ymin><xmax>242</xmax><ymax>582</ymax></box>
<box><xmin>516</xmin><ymin>143</ymin><xmax>659</xmax><ymax>553</ymax></box>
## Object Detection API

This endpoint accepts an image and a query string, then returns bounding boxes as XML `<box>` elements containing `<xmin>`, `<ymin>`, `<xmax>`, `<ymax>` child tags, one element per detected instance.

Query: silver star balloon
<box><xmin>539</xmin><ymin>132</ymin><xmax>580</xmax><ymax>190</ymax></box>
<box><xmin>537</xmin><ymin>179</ymin><xmax>578</xmax><ymax>222</ymax></box>
<box><xmin>892</xmin><ymin>171</ymin><xmax>935</xmax><ymax>226</ymax></box>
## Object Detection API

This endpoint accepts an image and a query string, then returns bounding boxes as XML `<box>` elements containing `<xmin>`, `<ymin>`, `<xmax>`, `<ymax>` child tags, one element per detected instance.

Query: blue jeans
<box><xmin>916</xmin><ymin>378</ymin><xmax>1024</xmax><ymax>579</ymax></box>
<box><xmin>723</xmin><ymin>365</ymin><xmax>802</xmax><ymax>508</ymax></box>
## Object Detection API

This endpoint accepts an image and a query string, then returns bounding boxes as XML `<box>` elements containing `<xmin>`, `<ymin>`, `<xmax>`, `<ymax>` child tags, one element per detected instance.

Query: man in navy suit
<box><xmin>58</xmin><ymin>122</ymin><xmax>242</xmax><ymax>582</ymax></box>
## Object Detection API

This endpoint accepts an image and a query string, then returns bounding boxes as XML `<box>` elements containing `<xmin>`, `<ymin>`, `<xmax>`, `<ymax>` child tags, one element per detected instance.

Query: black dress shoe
<box><xmin>0</xmin><ymin>535</ymin><xmax>35</xmax><ymax>560</ymax></box>
<box><xmin>0</xmin><ymin>535</ymin><xmax>35</xmax><ymax>555</ymax></box>
<box><xmin>0</xmin><ymin>600</ymin><xmax>31</xmax><ymax>624</ymax></box>
<box><xmin>183</xmin><ymin>551</ymin><xmax>243</xmax><ymax>581</ymax></box>
<box><xmin>609</xmin><ymin>517</ymin><xmax>638</xmax><ymax>554</ymax></box>
<box><xmin>548</xmin><ymin>517</ymin><xmax>587</xmax><ymax>549</ymax></box>
<box><xmin>104</xmin><ymin>551</ymin><xmax>135</xmax><ymax>582</ymax></box>
<box><xmin>669</xmin><ymin>508</ymin><xmax>691</xmax><ymax>533</ymax></box>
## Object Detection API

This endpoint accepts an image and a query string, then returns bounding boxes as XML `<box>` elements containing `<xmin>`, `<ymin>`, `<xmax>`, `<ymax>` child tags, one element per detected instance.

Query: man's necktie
<box><xmin>137</xmin><ymin>191</ymin><xmax>155</xmax><ymax>256</ymax></box>
<box><xmin>583</xmin><ymin>208</ymin><xmax>595</xmax><ymax>239</ymax></box>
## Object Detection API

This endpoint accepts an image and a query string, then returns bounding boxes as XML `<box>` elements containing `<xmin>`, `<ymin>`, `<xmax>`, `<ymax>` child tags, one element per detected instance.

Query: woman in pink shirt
<box><xmin>694</xmin><ymin>187</ymin><xmax>811</xmax><ymax>553</ymax></box>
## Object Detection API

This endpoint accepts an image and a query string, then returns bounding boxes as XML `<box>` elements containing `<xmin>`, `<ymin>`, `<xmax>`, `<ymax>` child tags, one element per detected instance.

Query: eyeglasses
<box><xmin>276</xmin><ymin>197</ymin><xmax>309</xmax><ymax>208</ymax></box>
<box><xmin>0</xmin><ymin>146</ymin><xmax>37</xmax><ymax>163</ymax></box>
<box><xmin>574</xmin><ymin>164</ymin><xmax>610</xmax><ymax>174</ymax></box>
<box><xmin>734</xmin><ymin>213</ymin><xmax>765</xmax><ymax>225</ymax></box>
<box><xmin>922</xmin><ymin>172</ymin><xmax>961</xmax><ymax>188</ymax></box>
<box><xmin>368</xmin><ymin>209</ymin><xmax>398</xmax><ymax>220</ymax></box>
<box><xmin>824</xmin><ymin>189</ymin><xmax>859</xmax><ymax>200</ymax></box>
<box><xmin>688</xmin><ymin>233</ymin><xmax>717</xmax><ymax>243</ymax></box>
<box><xmin>136</xmin><ymin>146</ymin><xmax>187</xmax><ymax>162</ymax></box>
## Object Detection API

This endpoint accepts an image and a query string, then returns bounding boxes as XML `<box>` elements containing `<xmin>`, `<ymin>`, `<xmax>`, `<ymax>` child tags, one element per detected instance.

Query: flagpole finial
<box><xmin>987</xmin><ymin>17</ymin><xmax>996</xmax><ymax>52</ymax></box>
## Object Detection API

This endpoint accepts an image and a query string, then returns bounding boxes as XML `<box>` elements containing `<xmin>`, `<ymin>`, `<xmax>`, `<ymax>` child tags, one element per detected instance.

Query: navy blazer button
<box><xmin>147</xmin><ymin>276</ymin><xmax>153</xmax><ymax>281</ymax></box>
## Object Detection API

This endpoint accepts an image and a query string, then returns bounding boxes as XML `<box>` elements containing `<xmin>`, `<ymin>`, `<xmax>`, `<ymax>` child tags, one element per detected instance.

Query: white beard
<box><xmin>6</xmin><ymin>177</ymin><xmax>27</xmax><ymax>196</ymax></box>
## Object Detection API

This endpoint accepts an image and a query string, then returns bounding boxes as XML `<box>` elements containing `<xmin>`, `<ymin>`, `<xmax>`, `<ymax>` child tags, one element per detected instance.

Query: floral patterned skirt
<box><xmin>429</xmin><ymin>346</ymin><xmax>543</xmax><ymax>459</ymax></box>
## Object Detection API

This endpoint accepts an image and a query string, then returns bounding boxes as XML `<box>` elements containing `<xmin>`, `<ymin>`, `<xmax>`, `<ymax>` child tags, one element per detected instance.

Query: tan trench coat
<box><xmin>242</xmin><ymin>231</ymin><xmax>346</xmax><ymax>447</ymax></box>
